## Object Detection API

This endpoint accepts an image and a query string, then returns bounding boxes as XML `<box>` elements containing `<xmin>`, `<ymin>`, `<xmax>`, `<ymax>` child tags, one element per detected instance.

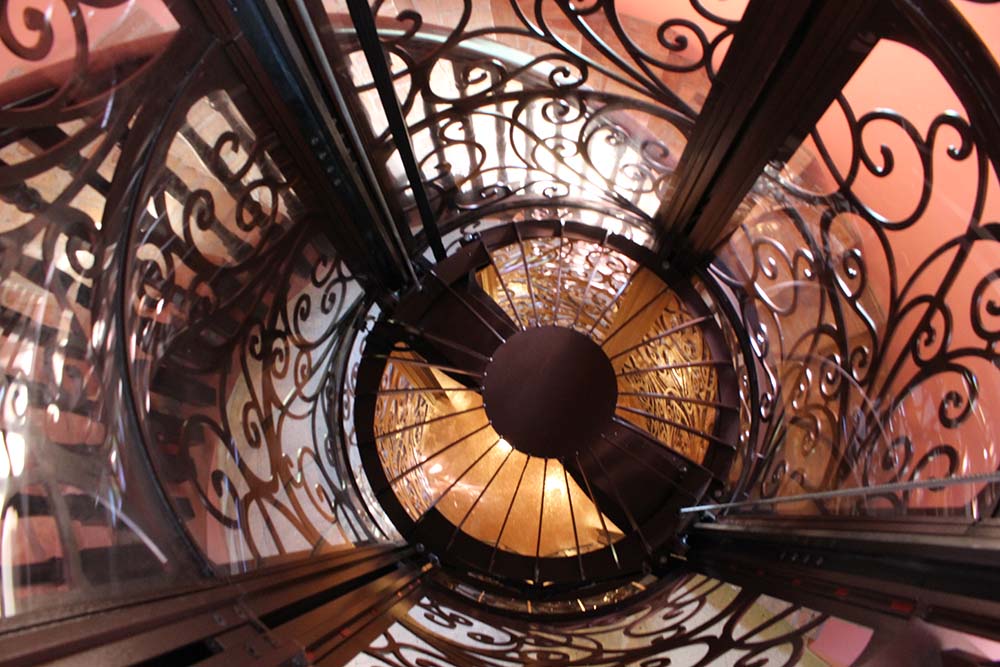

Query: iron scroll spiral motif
<box><xmin>713</xmin><ymin>29</ymin><xmax>1000</xmax><ymax>518</ymax></box>
<box><xmin>2</xmin><ymin>0</ymin><xmax>998</xmax><ymax>648</ymax></box>
<box><xmin>122</xmin><ymin>75</ymin><xmax>390</xmax><ymax>567</ymax></box>
<box><xmin>326</xmin><ymin>0</ymin><xmax>747</xmax><ymax>241</ymax></box>
<box><xmin>353</xmin><ymin>220</ymin><xmax>743</xmax><ymax>593</ymax></box>
<box><xmin>348</xmin><ymin>573</ymin><xmax>829</xmax><ymax>667</ymax></box>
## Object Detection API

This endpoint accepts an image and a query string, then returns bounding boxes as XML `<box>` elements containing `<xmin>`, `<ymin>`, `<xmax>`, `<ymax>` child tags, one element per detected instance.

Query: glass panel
<box><xmin>126</xmin><ymin>54</ymin><xmax>385</xmax><ymax>571</ymax></box>
<box><xmin>0</xmin><ymin>0</ymin><xmax>192</xmax><ymax>621</ymax></box>
<box><xmin>313</xmin><ymin>0</ymin><xmax>749</xmax><ymax>240</ymax></box>
<box><xmin>0</xmin><ymin>1</ymin><xmax>178</xmax><ymax>91</ymax></box>
<box><xmin>714</xmin><ymin>36</ymin><xmax>1000</xmax><ymax>518</ymax></box>
<box><xmin>0</xmin><ymin>0</ymin><xmax>390</xmax><ymax>623</ymax></box>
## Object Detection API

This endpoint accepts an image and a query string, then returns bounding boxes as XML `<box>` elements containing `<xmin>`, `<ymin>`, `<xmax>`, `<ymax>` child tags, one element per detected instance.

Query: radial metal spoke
<box><xmin>590</xmin><ymin>448</ymin><xmax>651</xmax><ymax>555</ymax></box>
<box><xmin>614</xmin><ymin>410</ymin><xmax>730</xmax><ymax>447</ymax></box>
<box><xmin>375</xmin><ymin>405</ymin><xmax>484</xmax><ymax>439</ymax></box>
<box><xmin>376</xmin><ymin>355</ymin><xmax>485</xmax><ymax>378</ymax></box>
<box><xmin>587</xmin><ymin>267</ymin><xmax>640</xmax><ymax>337</ymax></box>
<box><xmin>385</xmin><ymin>422</ymin><xmax>492</xmax><ymax>485</ymax></box>
<box><xmin>552</xmin><ymin>224</ymin><xmax>566</xmax><ymax>326</ymax></box>
<box><xmin>563</xmin><ymin>462</ymin><xmax>585</xmax><ymax>579</ymax></box>
<box><xmin>573</xmin><ymin>451</ymin><xmax>620</xmax><ymax>569</ymax></box>
<box><xmin>447</xmin><ymin>443</ymin><xmax>515</xmax><ymax>550</ymax></box>
<box><xmin>513</xmin><ymin>224</ymin><xmax>541</xmax><ymax>326</ymax></box>
<box><xmin>616</xmin><ymin>359</ymin><xmax>729</xmax><ymax>378</ymax></box>
<box><xmin>535</xmin><ymin>458</ymin><xmax>549</xmax><ymax>580</ymax></box>
<box><xmin>414</xmin><ymin>438</ymin><xmax>501</xmax><ymax>526</ymax></box>
<box><xmin>600</xmin><ymin>285</ymin><xmax>671</xmax><ymax>348</ymax></box>
<box><xmin>482</xmin><ymin>240</ymin><xmax>527</xmax><ymax>331</ymax></box>
<box><xmin>608</xmin><ymin>316</ymin><xmax>712</xmax><ymax>361</ymax></box>
<box><xmin>619</xmin><ymin>391</ymin><xmax>738</xmax><ymax>411</ymax></box>
<box><xmin>364</xmin><ymin>386</ymin><xmax>483</xmax><ymax>396</ymax></box>
<box><xmin>386</xmin><ymin>319</ymin><xmax>492</xmax><ymax>362</ymax></box>
<box><xmin>489</xmin><ymin>456</ymin><xmax>531</xmax><ymax>573</ymax></box>
<box><xmin>431</xmin><ymin>270</ymin><xmax>507</xmax><ymax>343</ymax></box>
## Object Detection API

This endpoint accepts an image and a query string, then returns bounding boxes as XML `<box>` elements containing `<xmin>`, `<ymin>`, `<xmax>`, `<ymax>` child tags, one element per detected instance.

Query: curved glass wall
<box><xmin>0</xmin><ymin>0</ymin><xmax>391</xmax><ymax>625</ymax></box>
<box><xmin>712</xmin><ymin>13</ymin><xmax>1000</xmax><ymax>522</ymax></box>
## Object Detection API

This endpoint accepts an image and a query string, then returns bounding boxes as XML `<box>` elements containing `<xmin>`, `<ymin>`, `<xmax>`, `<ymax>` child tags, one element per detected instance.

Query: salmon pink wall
<box><xmin>781</xmin><ymin>18</ymin><xmax>1000</xmax><ymax>506</ymax></box>
<box><xmin>0</xmin><ymin>0</ymin><xmax>177</xmax><ymax>100</ymax></box>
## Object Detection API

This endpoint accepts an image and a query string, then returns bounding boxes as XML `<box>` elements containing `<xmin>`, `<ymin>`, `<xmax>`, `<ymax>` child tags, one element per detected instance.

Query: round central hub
<box><xmin>483</xmin><ymin>326</ymin><xmax>617</xmax><ymax>458</ymax></box>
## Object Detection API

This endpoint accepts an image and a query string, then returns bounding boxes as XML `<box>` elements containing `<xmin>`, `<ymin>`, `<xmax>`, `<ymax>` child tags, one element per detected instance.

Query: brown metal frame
<box><xmin>0</xmin><ymin>545</ymin><xmax>418</xmax><ymax>667</ymax></box>
<box><xmin>687</xmin><ymin>519</ymin><xmax>1000</xmax><ymax>641</ymax></box>
<box><xmin>655</xmin><ymin>0</ymin><xmax>879</xmax><ymax>257</ymax></box>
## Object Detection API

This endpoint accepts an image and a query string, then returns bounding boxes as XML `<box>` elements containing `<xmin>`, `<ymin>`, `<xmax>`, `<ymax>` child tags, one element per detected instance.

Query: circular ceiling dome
<box><xmin>353</xmin><ymin>221</ymin><xmax>742</xmax><ymax>593</ymax></box>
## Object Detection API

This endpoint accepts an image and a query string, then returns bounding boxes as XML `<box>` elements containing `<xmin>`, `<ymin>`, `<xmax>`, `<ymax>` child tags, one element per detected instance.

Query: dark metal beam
<box><xmin>0</xmin><ymin>545</ymin><xmax>416</xmax><ymax>667</ymax></box>
<box><xmin>344</xmin><ymin>0</ymin><xmax>447</xmax><ymax>262</ymax></box>
<box><xmin>655</xmin><ymin>0</ymin><xmax>878</xmax><ymax>258</ymax></box>
<box><xmin>686</xmin><ymin>519</ymin><xmax>1000</xmax><ymax>641</ymax></box>
<box><xmin>202</xmin><ymin>0</ymin><xmax>417</xmax><ymax>294</ymax></box>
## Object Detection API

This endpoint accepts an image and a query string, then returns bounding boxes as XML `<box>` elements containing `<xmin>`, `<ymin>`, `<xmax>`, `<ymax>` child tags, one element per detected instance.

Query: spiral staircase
<box><xmin>2</xmin><ymin>0</ymin><xmax>1000</xmax><ymax>665</ymax></box>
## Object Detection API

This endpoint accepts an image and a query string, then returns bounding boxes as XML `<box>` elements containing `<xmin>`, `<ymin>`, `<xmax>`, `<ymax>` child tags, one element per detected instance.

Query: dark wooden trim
<box><xmin>655</xmin><ymin>0</ymin><xmax>878</xmax><ymax>257</ymax></box>
<box><xmin>289</xmin><ymin>567</ymin><xmax>427</xmax><ymax>666</ymax></box>
<box><xmin>687</xmin><ymin>520</ymin><xmax>1000</xmax><ymax>641</ymax></box>
<box><xmin>0</xmin><ymin>545</ymin><xmax>414</xmax><ymax>667</ymax></box>
<box><xmin>652</xmin><ymin>0</ymin><xmax>814</xmax><ymax>251</ymax></box>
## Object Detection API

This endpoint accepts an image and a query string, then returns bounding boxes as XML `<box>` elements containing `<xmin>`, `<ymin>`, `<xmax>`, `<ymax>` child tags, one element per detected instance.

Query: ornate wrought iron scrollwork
<box><xmin>714</xmin><ymin>35</ymin><xmax>1000</xmax><ymax>517</ymax></box>
<box><xmin>0</xmin><ymin>0</ymin><xmax>206</xmax><ymax>619</ymax></box>
<box><xmin>124</xmin><ymin>73</ymin><xmax>390</xmax><ymax>567</ymax></box>
<box><xmin>328</xmin><ymin>0</ymin><xmax>745</xmax><ymax>240</ymax></box>
<box><xmin>349</xmin><ymin>573</ymin><xmax>828</xmax><ymax>667</ymax></box>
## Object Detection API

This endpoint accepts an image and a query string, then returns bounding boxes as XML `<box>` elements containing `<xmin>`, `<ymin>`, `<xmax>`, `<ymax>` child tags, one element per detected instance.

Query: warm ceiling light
<box><xmin>544</xmin><ymin>473</ymin><xmax>565</xmax><ymax>493</ymax></box>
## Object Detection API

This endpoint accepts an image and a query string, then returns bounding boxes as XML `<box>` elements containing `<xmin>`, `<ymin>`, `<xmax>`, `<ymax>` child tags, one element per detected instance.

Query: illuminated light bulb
<box><xmin>497</xmin><ymin>438</ymin><xmax>512</xmax><ymax>453</ymax></box>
